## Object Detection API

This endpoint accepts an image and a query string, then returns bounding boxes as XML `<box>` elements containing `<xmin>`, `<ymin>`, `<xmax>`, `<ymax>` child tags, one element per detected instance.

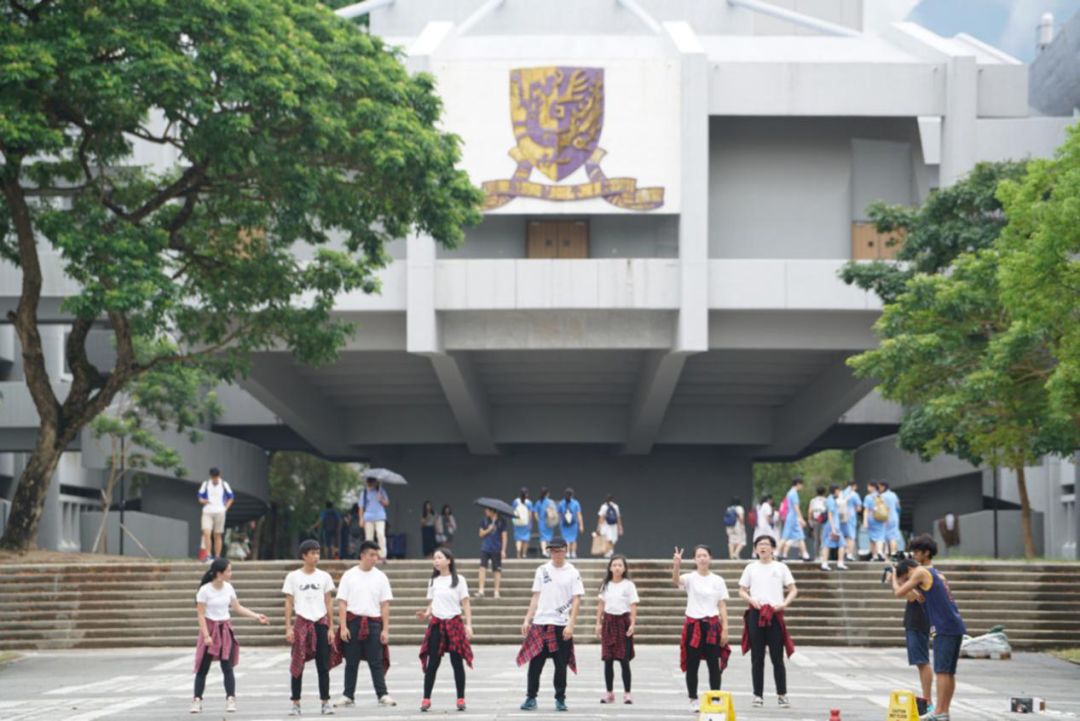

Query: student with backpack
<box><xmin>841</xmin><ymin>480</ymin><xmax>863</xmax><ymax>561</ymax></box>
<box><xmin>558</xmin><ymin>488</ymin><xmax>584</xmax><ymax>559</ymax></box>
<box><xmin>512</xmin><ymin>488</ymin><xmax>534</xmax><ymax>560</ymax></box>
<box><xmin>864</xmin><ymin>482</ymin><xmax>889</xmax><ymax>561</ymax></box>
<box><xmin>819</xmin><ymin>485</ymin><xmax>848</xmax><ymax>571</ymax></box>
<box><xmin>754</xmin><ymin>494</ymin><xmax>776</xmax><ymax>548</ymax></box>
<box><xmin>880</xmin><ymin>481</ymin><xmax>903</xmax><ymax>555</ymax></box>
<box><xmin>313</xmin><ymin>501</ymin><xmax>341</xmax><ymax>560</ymax></box>
<box><xmin>807</xmin><ymin>487</ymin><xmax>828</xmax><ymax>556</ymax></box>
<box><xmin>777</xmin><ymin>478</ymin><xmax>811</xmax><ymax>562</ymax></box>
<box><xmin>596</xmin><ymin>495</ymin><xmax>622</xmax><ymax>559</ymax></box>
<box><xmin>724</xmin><ymin>497</ymin><xmax>746</xmax><ymax>560</ymax></box>
<box><xmin>533</xmin><ymin>488</ymin><xmax>557</xmax><ymax>557</ymax></box>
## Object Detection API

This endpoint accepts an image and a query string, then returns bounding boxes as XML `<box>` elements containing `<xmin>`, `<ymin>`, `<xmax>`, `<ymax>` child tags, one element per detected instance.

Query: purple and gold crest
<box><xmin>483</xmin><ymin>66</ymin><xmax>663</xmax><ymax>211</ymax></box>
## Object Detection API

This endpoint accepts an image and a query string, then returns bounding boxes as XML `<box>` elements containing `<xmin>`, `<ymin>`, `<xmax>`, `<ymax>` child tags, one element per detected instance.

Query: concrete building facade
<box><xmin>1</xmin><ymin>0</ymin><xmax>1076</xmax><ymax>558</ymax></box>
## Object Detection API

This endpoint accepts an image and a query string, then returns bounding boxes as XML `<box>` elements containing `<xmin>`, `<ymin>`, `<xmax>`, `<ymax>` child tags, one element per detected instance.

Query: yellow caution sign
<box><xmin>886</xmin><ymin>690</ymin><xmax>919</xmax><ymax>721</ymax></box>
<box><xmin>699</xmin><ymin>690</ymin><xmax>735</xmax><ymax>721</ymax></box>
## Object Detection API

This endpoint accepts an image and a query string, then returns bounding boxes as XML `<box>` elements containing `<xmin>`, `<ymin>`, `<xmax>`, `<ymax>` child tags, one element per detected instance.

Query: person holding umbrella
<box><xmin>476</xmin><ymin>506</ymin><xmax>508</xmax><ymax>599</ymax></box>
<box><xmin>361</xmin><ymin>469</ymin><xmax>405</xmax><ymax>562</ymax></box>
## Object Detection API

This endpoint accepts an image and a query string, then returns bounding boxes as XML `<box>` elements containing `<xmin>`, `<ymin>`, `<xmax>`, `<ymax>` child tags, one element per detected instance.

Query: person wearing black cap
<box><xmin>516</xmin><ymin>537</ymin><xmax>585</xmax><ymax>712</ymax></box>
<box><xmin>738</xmin><ymin>534</ymin><xmax>797</xmax><ymax>709</ymax></box>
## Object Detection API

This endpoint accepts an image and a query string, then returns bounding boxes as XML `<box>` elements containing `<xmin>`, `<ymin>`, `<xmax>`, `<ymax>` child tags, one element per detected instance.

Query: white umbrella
<box><xmin>363</xmin><ymin>468</ymin><xmax>407</xmax><ymax>485</ymax></box>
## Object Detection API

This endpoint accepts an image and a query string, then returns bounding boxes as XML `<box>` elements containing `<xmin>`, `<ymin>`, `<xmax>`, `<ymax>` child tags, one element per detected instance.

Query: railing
<box><xmin>59</xmin><ymin>494</ymin><xmax>99</xmax><ymax>553</ymax></box>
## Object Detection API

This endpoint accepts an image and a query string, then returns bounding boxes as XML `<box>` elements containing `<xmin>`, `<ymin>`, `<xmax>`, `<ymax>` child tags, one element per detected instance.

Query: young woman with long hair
<box><xmin>191</xmin><ymin>558</ymin><xmax>269</xmax><ymax>714</ymax></box>
<box><xmin>593</xmin><ymin>555</ymin><xmax>638</xmax><ymax>704</ymax></box>
<box><xmin>672</xmin><ymin>544</ymin><xmax>731</xmax><ymax>713</ymax></box>
<box><xmin>420</xmin><ymin>501</ymin><xmax>437</xmax><ymax>558</ymax></box>
<box><xmin>415</xmin><ymin>548</ymin><xmax>474</xmax><ymax>712</ymax></box>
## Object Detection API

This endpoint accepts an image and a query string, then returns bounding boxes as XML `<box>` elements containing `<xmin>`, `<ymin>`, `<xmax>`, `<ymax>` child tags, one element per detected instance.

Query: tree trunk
<box><xmin>1015</xmin><ymin>464</ymin><xmax>1037</xmax><ymax>560</ymax></box>
<box><xmin>0</xmin><ymin>438</ymin><xmax>66</xmax><ymax>551</ymax></box>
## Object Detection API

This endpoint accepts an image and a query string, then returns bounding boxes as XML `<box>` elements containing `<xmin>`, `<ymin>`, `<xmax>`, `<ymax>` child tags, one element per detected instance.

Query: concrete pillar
<box><xmin>940</xmin><ymin>55</ymin><xmax>978</xmax><ymax>186</ymax></box>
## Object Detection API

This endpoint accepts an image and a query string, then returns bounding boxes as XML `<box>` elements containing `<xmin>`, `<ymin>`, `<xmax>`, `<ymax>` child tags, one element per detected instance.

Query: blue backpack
<box><xmin>604</xmin><ymin>504</ymin><xmax>618</xmax><ymax>525</ymax></box>
<box><xmin>723</xmin><ymin>505</ymin><xmax>739</xmax><ymax>527</ymax></box>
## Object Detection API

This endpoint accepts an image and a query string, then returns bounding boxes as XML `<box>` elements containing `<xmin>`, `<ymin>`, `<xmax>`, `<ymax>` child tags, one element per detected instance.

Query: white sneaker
<box><xmin>289</xmin><ymin>704</ymin><xmax>302</xmax><ymax>716</ymax></box>
<box><xmin>473</xmin><ymin>590</ymin><xmax>485</xmax><ymax>598</ymax></box>
<box><xmin>189</xmin><ymin>699</ymin><xmax>202</xmax><ymax>714</ymax></box>
<box><xmin>334</xmin><ymin>696</ymin><xmax>355</xmax><ymax>708</ymax></box>
<box><xmin>378</xmin><ymin>695</ymin><xmax>397</xmax><ymax>707</ymax></box>
<box><xmin>778</xmin><ymin>695</ymin><xmax>791</xmax><ymax>707</ymax></box>
<box><xmin>688</xmin><ymin>698</ymin><xmax>699</xmax><ymax>713</ymax></box>
<box><xmin>837</xmin><ymin>563</ymin><xmax>849</xmax><ymax>571</ymax></box>
<box><xmin>820</xmin><ymin>563</ymin><xmax>831</xmax><ymax>571</ymax></box>
<box><xmin>321</xmin><ymin>702</ymin><xmax>334</xmax><ymax>715</ymax></box>
<box><xmin>752</xmin><ymin>696</ymin><xmax>764</xmax><ymax>707</ymax></box>
<box><xmin>225</xmin><ymin>697</ymin><xmax>237</xmax><ymax>713</ymax></box>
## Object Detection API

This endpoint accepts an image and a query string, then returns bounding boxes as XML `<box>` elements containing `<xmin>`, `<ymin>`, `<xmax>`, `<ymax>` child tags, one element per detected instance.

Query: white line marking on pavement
<box><xmin>149</xmin><ymin>652</ymin><xmax>192</xmax><ymax>671</ymax></box>
<box><xmin>250</xmin><ymin>651</ymin><xmax>292</xmax><ymax>669</ymax></box>
<box><xmin>65</xmin><ymin>696</ymin><xmax>157</xmax><ymax>721</ymax></box>
<box><xmin>813</xmin><ymin>671</ymin><xmax>871</xmax><ymax>691</ymax></box>
<box><xmin>43</xmin><ymin>675</ymin><xmax>138</xmax><ymax>696</ymax></box>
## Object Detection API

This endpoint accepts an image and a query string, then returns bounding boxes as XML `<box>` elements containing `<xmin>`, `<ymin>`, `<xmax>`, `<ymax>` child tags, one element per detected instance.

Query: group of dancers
<box><xmin>190</xmin><ymin>534</ymin><xmax>796</xmax><ymax>714</ymax></box>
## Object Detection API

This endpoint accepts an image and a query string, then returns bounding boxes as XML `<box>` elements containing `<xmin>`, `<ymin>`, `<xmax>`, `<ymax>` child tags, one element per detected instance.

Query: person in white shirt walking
<box><xmin>594</xmin><ymin>555</ymin><xmax>638</xmax><ymax>704</ymax></box>
<box><xmin>517</xmin><ymin>537</ymin><xmax>585</xmax><ymax>712</ymax></box>
<box><xmin>595</xmin><ymin>495</ymin><xmax>623</xmax><ymax>559</ymax></box>
<box><xmin>672</xmin><ymin>544</ymin><xmax>730</xmax><ymax>713</ymax></box>
<box><xmin>191</xmin><ymin>558</ymin><xmax>269</xmax><ymax>714</ymax></box>
<box><xmin>755</xmin><ymin>494</ymin><xmax>776</xmax><ymax>548</ymax></box>
<box><xmin>198</xmin><ymin>468</ymin><xmax>234</xmax><ymax>561</ymax></box>
<box><xmin>335</xmin><ymin>541</ymin><xmax>396</xmax><ymax>708</ymax></box>
<box><xmin>416</xmin><ymin>548</ymin><xmax>474</xmax><ymax>712</ymax></box>
<box><xmin>738</xmin><ymin>535</ymin><xmax>798</xmax><ymax>709</ymax></box>
<box><xmin>283</xmin><ymin>539</ymin><xmax>338</xmax><ymax>717</ymax></box>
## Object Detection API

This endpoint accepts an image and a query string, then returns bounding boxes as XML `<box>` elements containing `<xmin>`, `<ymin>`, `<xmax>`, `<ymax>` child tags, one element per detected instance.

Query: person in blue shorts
<box><xmin>557</xmin><ymin>488</ymin><xmax>584</xmax><ymax>559</ymax></box>
<box><xmin>880</xmin><ymin>482</ymin><xmax>903</xmax><ymax>554</ymax></box>
<box><xmin>818</xmin><ymin>484</ymin><xmax>848</xmax><ymax>571</ymax></box>
<box><xmin>535</xmin><ymin>488</ymin><xmax>557</xmax><ymax>557</ymax></box>
<box><xmin>777</xmin><ymin>478</ymin><xmax>810</xmax><ymax>562</ymax></box>
<box><xmin>841</xmin><ymin>480</ymin><xmax>863</xmax><ymax>561</ymax></box>
<box><xmin>512</xmin><ymin>487</ymin><xmax>534</xmax><ymax>559</ymax></box>
<box><xmin>863</xmin><ymin>481</ymin><xmax>888</xmax><ymax>561</ymax></box>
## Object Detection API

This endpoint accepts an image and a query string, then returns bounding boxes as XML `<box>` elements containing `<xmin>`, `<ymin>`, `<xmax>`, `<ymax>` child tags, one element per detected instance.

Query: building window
<box><xmin>851</xmin><ymin>222</ymin><xmax>905</xmax><ymax>260</ymax></box>
<box><xmin>527</xmin><ymin>220</ymin><xmax>589</xmax><ymax>258</ymax></box>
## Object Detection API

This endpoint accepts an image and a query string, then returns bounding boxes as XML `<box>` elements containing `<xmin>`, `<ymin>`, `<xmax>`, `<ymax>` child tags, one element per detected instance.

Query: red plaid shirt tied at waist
<box><xmin>600</xmin><ymin>612</ymin><xmax>635</xmax><ymax>662</ymax></box>
<box><xmin>516</xmin><ymin>624</ymin><xmax>578</xmax><ymax>673</ymax></box>
<box><xmin>418</xmin><ymin>615</ymin><xmax>474</xmax><ymax>671</ymax></box>
<box><xmin>289</xmin><ymin>615</ymin><xmax>343</xmax><ymax>679</ymax></box>
<box><xmin>345</xmin><ymin>612</ymin><xmax>391</xmax><ymax>674</ymax></box>
<box><xmin>679</xmin><ymin>615</ymin><xmax>732</xmax><ymax>673</ymax></box>
<box><xmin>740</xmin><ymin>604</ymin><xmax>796</xmax><ymax>658</ymax></box>
<box><xmin>194</xmin><ymin>618</ymin><xmax>239</xmax><ymax>673</ymax></box>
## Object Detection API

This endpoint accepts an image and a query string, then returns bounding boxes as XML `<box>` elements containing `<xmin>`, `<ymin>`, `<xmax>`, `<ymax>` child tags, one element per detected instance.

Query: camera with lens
<box><xmin>881</xmin><ymin>550</ymin><xmax>911</xmax><ymax>584</ymax></box>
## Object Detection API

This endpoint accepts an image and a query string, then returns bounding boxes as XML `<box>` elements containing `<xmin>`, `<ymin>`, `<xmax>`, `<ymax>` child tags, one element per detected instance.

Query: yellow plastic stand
<box><xmin>886</xmin><ymin>690</ymin><xmax>919</xmax><ymax>721</ymax></box>
<box><xmin>699</xmin><ymin>690</ymin><xmax>736</xmax><ymax>721</ymax></box>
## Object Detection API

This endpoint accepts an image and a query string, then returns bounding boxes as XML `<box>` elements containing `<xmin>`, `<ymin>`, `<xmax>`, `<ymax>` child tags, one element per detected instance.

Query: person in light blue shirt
<box><xmin>778</xmin><ymin>478</ymin><xmax>810</xmax><ymax>562</ymax></box>
<box><xmin>535</xmin><ymin>487</ymin><xmax>557</xmax><ymax>557</ymax></box>
<box><xmin>361</xmin><ymin>478</ymin><xmax>390</xmax><ymax>560</ymax></box>
<box><xmin>863</xmin><ymin>481</ymin><xmax>887</xmax><ymax>561</ymax></box>
<box><xmin>819</xmin><ymin>484</ymin><xmax>848</xmax><ymax>571</ymax></box>
<box><xmin>511</xmin><ymin>487</ymin><xmax>534</xmax><ymax>559</ymax></box>
<box><xmin>557</xmin><ymin>488</ymin><xmax>584</xmax><ymax>558</ymax></box>
<box><xmin>841</xmin><ymin>480</ymin><xmax>863</xmax><ymax>560</ymax></box>
<box><xmin>881</xmin><ymin>482</ymin><xmax>903</xmax><ymax>554</ymax></box>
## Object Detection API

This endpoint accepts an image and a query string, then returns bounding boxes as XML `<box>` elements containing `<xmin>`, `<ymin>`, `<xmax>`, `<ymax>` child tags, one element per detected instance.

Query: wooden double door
<box><xmin>527</xmin><ymin>220</ymin><xmax>589</xmax><ymax>258</ymax></box>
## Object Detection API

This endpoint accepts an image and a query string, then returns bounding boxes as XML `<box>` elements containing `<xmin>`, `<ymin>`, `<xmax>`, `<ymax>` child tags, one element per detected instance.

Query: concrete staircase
<box><xmin>2</xmin><ymin>559</ymin><xmax>1078</xmax><ymax>651</ymax></box>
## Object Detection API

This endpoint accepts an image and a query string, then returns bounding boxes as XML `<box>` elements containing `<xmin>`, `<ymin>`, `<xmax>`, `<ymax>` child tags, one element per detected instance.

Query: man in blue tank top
<box><xmin>892</xmin><ymin>557</ymin><xmax>967</xmax><ymax>721</ymax></box>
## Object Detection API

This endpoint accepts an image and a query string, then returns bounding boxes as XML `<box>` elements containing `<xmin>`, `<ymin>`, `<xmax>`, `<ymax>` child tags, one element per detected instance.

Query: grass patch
<box><xmin>0</xmin><ymin>652</ymin><xmax>21</xmax><ymax>665</ymax></box>
<box><xmin>1050</xmin><ymin>648</ymin><xmax>1080</xmax><ymax>664</ymax></box>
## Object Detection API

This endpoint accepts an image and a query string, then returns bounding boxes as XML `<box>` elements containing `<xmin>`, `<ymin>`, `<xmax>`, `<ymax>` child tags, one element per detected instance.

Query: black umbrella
<box><xmin>474</xmin><ymin>497</ymin><xmax>515</xmax><ymax>516</ymax></box>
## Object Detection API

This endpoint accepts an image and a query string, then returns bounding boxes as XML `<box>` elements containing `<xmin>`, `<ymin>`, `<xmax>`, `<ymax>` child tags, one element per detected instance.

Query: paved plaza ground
<box><xmin>0</xmin><ymin>645</ymin><xmax>1077</xmax><ymax>720</ymax></box>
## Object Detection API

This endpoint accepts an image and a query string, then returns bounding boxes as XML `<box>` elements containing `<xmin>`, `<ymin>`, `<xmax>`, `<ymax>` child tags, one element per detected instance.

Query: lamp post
<box><xmin>118</xmin><ymin>436</ymin><xmax>126</xmax><ymax>556</ymax></box>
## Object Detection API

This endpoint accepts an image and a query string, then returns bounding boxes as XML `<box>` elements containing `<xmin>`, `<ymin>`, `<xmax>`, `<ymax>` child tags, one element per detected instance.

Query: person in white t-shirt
<box><xmin>756</xmin><ymin>494</ymin><xmax>776</xmax><ymax>548</ymax></box>
<box><xmin>593</xmin><ymin>555</ymin><xmax>639</xmax><ymax>705</ymax></box>
<box><xmin>672</xmin><ymin>544</ymin><xmax>730</xmax><ymax>713</ymax></box>
<box><xmin>516</xmin><ymin>537</ymin><xmax>585</xmax><ymax>712</ymax></box>
<box><xmin>415</xmin><ymin>548</ymin><xmax>474</xmax><ymax>712</ymax></box>
<box><xmin>198</xmin><ymin>468</ymin><xmax>234</xmax><ymax>561</ymax></box>
<box><xmin>335</xmin><ymin>540</ymin><xmax>395</xmax><ymax>708</ymax></box>
<box><xmin>191</xmin><ymin>558</ymin><xmax>269</xmax><ymax>714</ymax></box>
<box><xmin>595</xmin><ymin>495</ymin><xmax>623</xmax><ymax>559</ymax></box>
<box><xmin>739</xmin><ymin>534</ymin><xmax>798</xmax><ymax>709</ymax></box>
<box><xmin>282</xmin><ymin>539</ymin><xmax>337</xmax><ymax>716</ymax></box>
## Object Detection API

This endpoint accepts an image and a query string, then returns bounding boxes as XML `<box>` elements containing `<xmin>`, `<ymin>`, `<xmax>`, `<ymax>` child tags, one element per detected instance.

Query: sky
<box><xmin>909</xmin><ymin>0</ymin><xmax>1080</xmax><ymax>61</ymax></box>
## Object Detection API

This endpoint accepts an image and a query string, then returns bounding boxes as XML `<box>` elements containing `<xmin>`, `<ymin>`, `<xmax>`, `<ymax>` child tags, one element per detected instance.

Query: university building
<box><xmin>1</xmin><ymin>0</ymin><xmax>1076</xmax><ymax>559</ymax></box>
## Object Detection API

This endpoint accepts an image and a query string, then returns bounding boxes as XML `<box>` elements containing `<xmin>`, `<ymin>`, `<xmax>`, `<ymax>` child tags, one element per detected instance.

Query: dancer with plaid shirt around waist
<box><xmin>335</xmin><ymin>540</ymin><xmax>396</xmax><ymax>709</ymax></box>
<box><xmin>283</xmin><ymin>539</ymin><xmax>340</xmax><ymax>717</ymax></box>
<box><xmin>415</xmin><ymin>548</ymin><xmax>474</xmax><ymax>712</ymax></box>
<box><xmin>517</xmin><ymin>536</ymin><xmax>585</xmax><ymax>712</ymax></box>
<box><xmin>593</xmin><ymin>554</ymin><xmax>639</xmax><ymax>705</ymax></box>
<box><xmin>739</xmin><ymin>534</ymin><xmax>797</xmax><ymax>710</ymax></box>
<box><xmin>673</xmin><ymin>544</ymin><xmax>731</xmax><ymax>714</ymax></box>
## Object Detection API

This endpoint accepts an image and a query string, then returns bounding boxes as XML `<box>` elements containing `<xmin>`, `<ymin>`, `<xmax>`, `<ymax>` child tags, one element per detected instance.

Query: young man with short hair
<box><xmin>517</xmin><ymin>537</ymin><xmax>585</xmax><ymax>712</ymax></box>
<box><xmin>892</xmin><ymin>550</ymin><xmax>966</xmax><ymax>721</ymax></box>
<box><xmin>335</xmin><ymin>541</ymin><xmax>395</xmax><ymax>708</ymax></box>
<box><xmin>739</xmin><ymin>535</ymin><xmax>797</xmax><ymax>708</ymax></box>
<box><xmin>198</xmin><ymin>467</ymin><xmax>234</xmax><ymax>561</ymax></box>
<box><xmin>901</xmin><ymin>534</ymin><xmax>939</xmax><ymax>714</ymax></box>
<box><xmin>283</xmin><ymin>539</ymin><xmax>339</xmax><ymax>716</ymax></box>
<box><xmin>476</xmin><ymin>507</ymin><xmax>507</xmax><ymax>599</ymax></box>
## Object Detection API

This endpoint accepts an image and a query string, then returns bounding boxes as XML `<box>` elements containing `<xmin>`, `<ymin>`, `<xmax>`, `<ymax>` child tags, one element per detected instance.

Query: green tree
<box><xmin>996</xmin><ymin>124</ymin><xmax>1080</xmax><ymax>433</ymax></box>
<box><xmin>0</xmin><ymin>0</ymin><xmax>482</xmax><ymax>550</ymax></box>
<box><xmin>753</xmin><ymin>449</ymin><xmax>853</xmax><ymax>516</ymax></box>
<box><xmin>839</xmin><ymin>162</ymin><xmax>1026</xmax><ymax>304</ymax></box>
<box><xmin>265</xmin><ymin>451</ymin><xmax>363</xmax><ymax>557</ymax></box>
<box><xmin>849</xmin><ymin>249</ymin><xmax>1079</xmax><ymax>558</ymax></box>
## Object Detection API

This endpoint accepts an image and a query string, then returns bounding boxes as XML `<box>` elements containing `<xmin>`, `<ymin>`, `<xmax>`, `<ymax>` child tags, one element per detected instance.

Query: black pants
<box><xmin>291</xmin><ymin>623</ymin><xmax>331</xmax><ymax>702</ymax></box>
<box><xmin>747</xmin><ymin>609</ymin><xmax>787</xmax><ymax>696</ymax></box>
<box><xmin>526</xmin><ymin>627</ymin><xmax>572</xmax><ymax>702</ymax></box>
<box><xmin>604</xmin><ymin>658</ymin><xmax>631</xmax><ymax>693</ymax></box>
<box><xmin>194</xmin><ymin>654</ymin><xmax>235</xmax><ymax>699</ymax></box>
<box><xmin>422</xmin><ymin>623</ymin><xmax>466</xmax><ymax>699</ymax></box>
<box><xmin>342</xmin><ymin>618</ymin><xmax>388</xmax><ymax>700</ymax></box>
<box><xmin>684</xmin><ymin>643</ymin><xmax>722</xmax><ymax>699</ymax></box>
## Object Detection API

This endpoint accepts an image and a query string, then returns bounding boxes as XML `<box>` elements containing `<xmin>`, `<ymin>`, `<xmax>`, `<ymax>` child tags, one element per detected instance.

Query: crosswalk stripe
<box><xmin>64</xmin><ymin>696</ymin><xmax>157</xmax><ymax>721</ymax></box>
<box><xmin>250</xmin><ymin>651</ymin><xmax>292</xmax><ymax>669</ymax></box>
<box><xmin>43</xmin><ymin>675</ymin><xmax>139</xmax><ymax>696</ymax></box>
<box><xmin>149</xmin><ymin>652</ymin><xmax>192</xmax><ymax>671</ymax></box>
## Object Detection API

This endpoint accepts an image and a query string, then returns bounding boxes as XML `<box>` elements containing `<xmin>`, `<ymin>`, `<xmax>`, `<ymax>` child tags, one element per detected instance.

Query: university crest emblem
<box><xmin>482</xmin><ymin>67</ymin><xmax>664</xmax><ymax>211</ymax></box>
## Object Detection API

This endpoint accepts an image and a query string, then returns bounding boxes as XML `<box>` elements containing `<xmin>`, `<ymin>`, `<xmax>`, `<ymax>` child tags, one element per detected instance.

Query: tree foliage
<box><xmin>753</xmin><ymin>449</ymin><xmax>853</xmax><ymax>515</ymax></box>
<box><xmin>263</xmin><ymin>451</ymin><xmax>363</xmax><ymax>558</ymax></box>
<box><xmin>0</xmin><ymin>0</ymin><xmax>482</xmax><ymax>549</ymax></box>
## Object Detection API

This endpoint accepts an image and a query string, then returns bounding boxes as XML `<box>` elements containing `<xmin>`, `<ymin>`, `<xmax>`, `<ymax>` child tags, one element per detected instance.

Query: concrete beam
<box><xmin>623</xmin><ymin>350</ymin><xmax>692</xmax><ymax>454</ymax></box>
<box><xmin>758</xmin><ymin>357</ymin><xmax>877</xmax><ymax>459</ymax></box>
<box><xmin>239</xmin><ymin>354</ymin><xmax>353</xmax><ymax>458</ymax></box>
<box><xmin>424</xmin><ymin>352</ymin><xmax>498</xmax><ymax>455</ymax></box>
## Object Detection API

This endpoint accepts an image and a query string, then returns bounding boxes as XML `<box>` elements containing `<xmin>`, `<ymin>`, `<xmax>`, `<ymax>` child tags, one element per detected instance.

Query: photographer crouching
<box><xmin>882</xmin><ymin>536</ymin><xmax>935</xmax><ymax>715</ymax></box>
<box><xmin>889</xmin><ymin>535</ymin><xmax>966</xmax><ymax>721</ymax></box>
